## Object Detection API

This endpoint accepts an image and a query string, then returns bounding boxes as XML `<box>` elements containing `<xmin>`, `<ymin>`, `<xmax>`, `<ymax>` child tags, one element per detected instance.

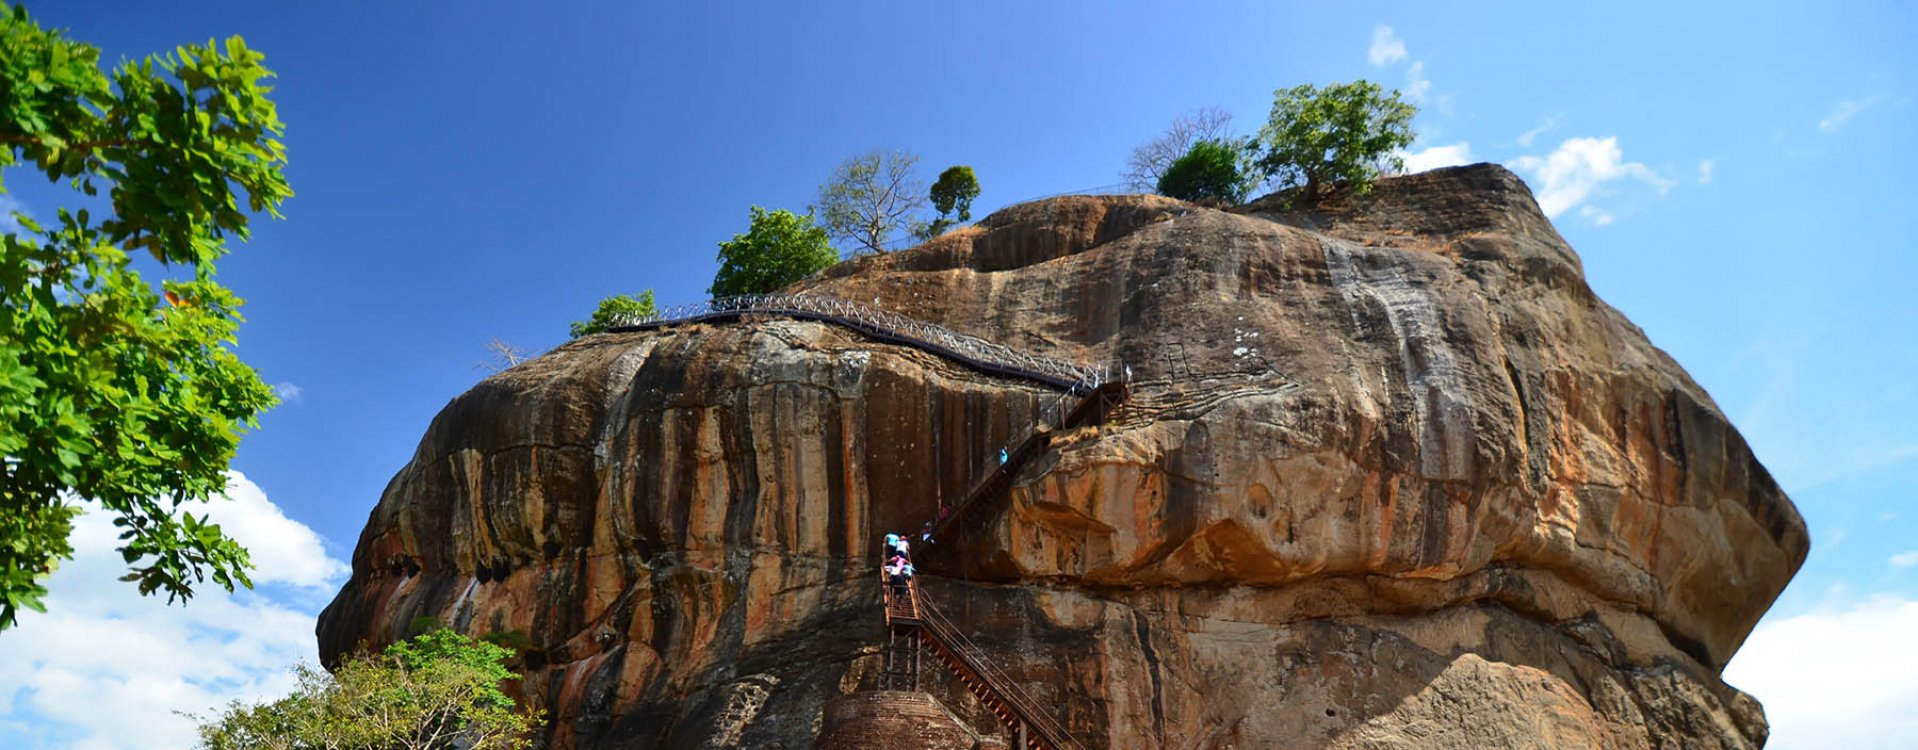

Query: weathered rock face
<box><xmin>318</xmin><ymin>165</ymin><xmax>1807</xmax><ymax>749</ymax></box>
<box><xmin>815</xmin><ymin>692</ymin><xmax>996</xmax><ymax>750</ymax></box>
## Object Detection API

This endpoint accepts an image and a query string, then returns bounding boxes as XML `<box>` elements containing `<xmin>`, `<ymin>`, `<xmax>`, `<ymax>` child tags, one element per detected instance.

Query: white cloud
<box><xmin>0</xmin><ymin>471</ymin><xmax>347</xmax><ymax>750</ymax></box>
<box><xmin>1368</xmin><ymin>26</ymin><xmax>1407</xmax><ymax>66</ymax></box>
<box><xmin>1517</xmin><ymin>116</ymin><xmax>1560</xmax><ymax>148</ymax></box>
<box><xmin>1697</xmin><ymin>158</ymin><xmax>1715</xmax><ymax>185</ymax></box>
<box><xmin>0</xmin><ymin>194</ymin><xmax>27</xmax><ymax>235</ymax></box>
<box><xmin>1892</xmin><ymin>551</ymin><xmax>1918</xmax><ymax>569</ymax></box>
<box><xmin>1404</xmin><ymin>61</ymin><xmax>1432</xmax><ymax>103</ymax></box>
<box><xmin>1507</xmin><ymin>136</ymin><xmax>1675</xmax><ymax>218</ymax></box>
<box><xmin>1577</xmin><ymin>205</ymin><xmax>1616</xmax><ymax>227</ymax></box>
<box><xmin>1818</xmin><ymin>98</ymin><xmax>1876</xmax><ymax>133</ymax></box>
<box><xmin>202</xmin><ymin>472</ymin><xmax>350</xmax><ymax>588</ymax></box>
<box><xmin>1363</xmin><ymin>25</ymin><xmax>1434</xmax><ymax>106</ymax></box>
<box><xmin>1724</xmin><ymin>597</ymin><xmax>1918</xmax><ymax>749</ymax></box>
<box><xmin>271</xmin><ymin>382</ymin><xmax>303</xmax><ymax>402</ymax></box>
<box><xmin>1401</xmin><ymin>142</ymin><xmax>1474</xmax><ymax>174</ymax></box>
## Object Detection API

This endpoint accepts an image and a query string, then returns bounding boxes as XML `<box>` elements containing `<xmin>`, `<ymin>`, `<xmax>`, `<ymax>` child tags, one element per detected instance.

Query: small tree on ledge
<box><xmin>569</xmin><ymin>290</ymin><xmax>656</xmax><ymax>337</ymax></box>
<box><xmin>710</xmin><ymin>206</ymin><xmax>836</xmax><ymax>297</ymax></box>
<box><xmin>1156</xmin><ymin>139</ymin><xmax>1250</xmax><ymax>206</ymax></box>
<box><xmin>1251</xmin><ymin>80</ymin><xmax>1417</xmax><ymax>199</ymax></box>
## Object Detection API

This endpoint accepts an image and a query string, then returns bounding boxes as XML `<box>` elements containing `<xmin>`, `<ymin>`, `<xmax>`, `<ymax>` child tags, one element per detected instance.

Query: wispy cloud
<box><xmin>1368</xmin><ymin>26</ymin><xmax>1407</xmax><ymax>66</ymax></box>
<box><xmin>1508</xmin><ymin>136</ymin><xmax>1675</xmax><ymax>221</ymax></box>
<box><xmin>1404</xmin><ymin>61</ymin><xmax>1432</xmax><ymax>103</ymax></box>
<box><xmin>1365</xmin><ymin>25</ymin><xmax>1433</xmax><ymax>104</ymax></box>
<box><xmin>1516</xmin><ymin>116</ymin><xmax>1560</xmax><ymax>148</ymax></box>
<box><xmin>1724</xmin><ymin>596</ymin><xmax>1918</xmax><ymax>748</ymax></box>
<box><xmin>0</xmin><ymin>194</ymin><xmax>28</xmax><ymax>235</ymax></box>
<box><xmin>1818</xmin><ymin>97</ymin><xmax>1877</xmax><ymax>133</ymax></box>
<box><xmin>1577</xmin><ymin>205</ymin><xmax>1615</xmax><ymax>226</ymax></box>
<box><xmin>1697</xmin><ymin>158</ymin><xmax>1715</xmax><ymax>185</ymax></box>
<box><xmin>1893</xmin><ymin>551</ymin><xmax>1918</xmax><ymax>569</ymax></box>
<box><xmin>272</xmin><ymin>382</ymin><xmax>304</xmax><ymax>402</ymax></box>
<box><xmin>1401</xmin><ymin>142</ymin><xmax>1474</xmax><ymax>174</ymax></box>
<box><xmin>0</xmin><ymin>472</ymin><xmax>346</xmax><ymax>750</ymax></box>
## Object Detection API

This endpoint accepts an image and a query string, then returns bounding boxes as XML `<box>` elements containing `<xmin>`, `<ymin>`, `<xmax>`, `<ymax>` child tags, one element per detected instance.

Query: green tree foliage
<box><xmin>923</xmin><ymin>165</ymin><xmax>981</xmax><ymax>237</ymax></box>
<box><xmin>568</xmin><ymin>290</ymin><xmax>656</xmax><ymax>337</ymax></box>
<box><xmin>1122</xmin><ymin>106</ymin><xmax>1235</xmax><ymax>192</ymax></box>
<box><xmin>194</xmin><ymin>629</ymin><xmax>542</xmax><ymax>750</ymax></box>
<box><xmin>0</xmin><ymin>3</ymin><xmax>291</xmax><ymax>628</ymax></box>
<box><xmin>709</xmin><ymin>206</ymin><xmax>835</xmax><ymax>297</ymax></box>
<box><xmin>815</xmin><ymin>149</ymin><xmax>925</xmax><ymax>254</ymax></box>
<box><xmin>1156</xmin><ymin>139</ymin><xmax>1249</xmax><ymax>205</ymax></box>
<box><xmin>1251</xmin><ymin>81</ymin><xmax>1416</xmax><ymax>197</ymax></box>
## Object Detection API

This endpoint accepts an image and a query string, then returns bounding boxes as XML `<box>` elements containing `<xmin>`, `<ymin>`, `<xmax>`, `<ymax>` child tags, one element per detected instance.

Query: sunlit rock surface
<box><xmin>318</xmin><ymin>165</ymin><xmax>1806</xmax><ymax>749</ymax></box>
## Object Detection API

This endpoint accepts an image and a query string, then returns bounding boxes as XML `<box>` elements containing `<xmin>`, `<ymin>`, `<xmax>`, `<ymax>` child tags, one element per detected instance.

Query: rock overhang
<box><xmin>317</xmin><ymin>164</ymin><xmax>1806</xmax><ymax>748</ymax></box>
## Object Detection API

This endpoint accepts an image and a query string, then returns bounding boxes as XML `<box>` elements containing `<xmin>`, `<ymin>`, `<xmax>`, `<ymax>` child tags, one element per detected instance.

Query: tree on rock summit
<box><xmin>709</xmin><ymin>206</ymin><xmax>836</xmax><ymax>297</ymax></box>
<box><xmin>815</xmin><ymin>149</ymin><xmax>926</xmax><ymax>254</ymax></box>
<box><xmin>922</xmin><ymin>165</ymin><xmax>981</xmax><ymax>239</ymax></box>
<box><xmin>0</xmin><ymin>3</ymin><xmax>291</xmax><ymax>628</ymax></box>
<box><xmin>1251</xmin><ymin>80</ymin><xmax>1417</xmax><ymax>198</ymax></box>
<box><xmin>1123</xmin><ymin>106</ymin><xmax>1235</xmax><ymax>192</ymax></box>
<box><xmin>1156</xmin><ymin>139</ymin><xmax>1250</xmax><ymax>206</ymax></box>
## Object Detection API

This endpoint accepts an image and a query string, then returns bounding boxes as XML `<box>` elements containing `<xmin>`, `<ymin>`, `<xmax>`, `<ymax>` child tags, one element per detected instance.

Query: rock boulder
<box><xmin>318</xmin><ymin>164</ymin><xmax>1806</xmax><ymax>748</ymax></box>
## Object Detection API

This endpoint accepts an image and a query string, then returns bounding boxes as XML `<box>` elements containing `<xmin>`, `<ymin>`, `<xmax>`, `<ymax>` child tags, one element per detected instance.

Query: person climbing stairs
<box><xmin>873</xmin><ymin>375</ymin><xmax>1128</xmax><ymax>750</ymax></box>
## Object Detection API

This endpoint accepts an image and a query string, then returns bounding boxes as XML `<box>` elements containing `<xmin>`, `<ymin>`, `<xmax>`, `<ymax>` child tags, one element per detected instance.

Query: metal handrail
<box><xmin>605</xmin><ymin>293</ymin><xmax>1116</xmax><ymax>394</ymax></box>
<box><xmin>917</xmin><ymin>595</ymin><xmax>1083</xmax><ymax>750</ymax></box>
<box><xmin>923</xmin><ymin>380</ymin><xmax>1128</xmax><ymax>550</ymax></box>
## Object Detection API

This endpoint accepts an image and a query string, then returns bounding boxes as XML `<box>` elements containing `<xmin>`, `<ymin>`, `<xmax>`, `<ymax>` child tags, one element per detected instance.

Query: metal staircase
<box><xmin>874</xmin><ymin>376</ymin><xmax>1125</xmax><ymax>750</ymax></box>
<box><xmin>920</xmin><ymin>379</ymin><xmax>1129</xmax><ymax>557</ymax></box>
<box><xmin>881</xmin><ymin>576</ymin><xmax>1083</xmax><ymax>750</ymax></box>
<box><xmin>628</xmin><ymin>292</ymin><xmax>1128</xmax><ymax>748</ymax></box>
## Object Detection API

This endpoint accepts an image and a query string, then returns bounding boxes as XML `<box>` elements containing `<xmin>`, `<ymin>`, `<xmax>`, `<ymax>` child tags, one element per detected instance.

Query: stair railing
<box><xmin>916</xmin><ymin>595</ymin><xmax>1083</xmax><ymax>750</ymax></box>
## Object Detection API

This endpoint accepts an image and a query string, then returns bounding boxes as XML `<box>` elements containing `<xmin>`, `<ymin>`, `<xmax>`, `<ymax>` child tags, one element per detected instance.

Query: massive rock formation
<box><xmin>317</xmin><ymin>164</ymin><xmax>1807</xmax><ymax>749</ymax></box>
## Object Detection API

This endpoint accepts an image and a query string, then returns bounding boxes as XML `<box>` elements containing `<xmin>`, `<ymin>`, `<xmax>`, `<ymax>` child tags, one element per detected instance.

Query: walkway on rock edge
<box><xmin>607</xmin><ymin>292</ymin><xmax>1116</xmax><ymax>395</ymax></box>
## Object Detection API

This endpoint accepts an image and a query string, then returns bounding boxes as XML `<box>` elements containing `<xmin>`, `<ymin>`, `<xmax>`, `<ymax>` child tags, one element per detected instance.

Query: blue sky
<box><xmin>2</xmin><ymin>2</ymin><xmax>1913</xmax><ymax>747</ymax></box>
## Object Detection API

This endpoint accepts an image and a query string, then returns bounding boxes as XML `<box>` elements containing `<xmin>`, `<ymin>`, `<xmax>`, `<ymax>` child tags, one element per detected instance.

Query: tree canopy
<box><xmin>1156</xmin><ymin>139</ymin><xmax>1249</xmax><ymax>206</ymax></box>
<box><xmin>0</xmin><ymin>3</ymin><xmax>291</xmax><ymax>628</ymax></box>
<box><xmin>194</xmin><ymin>629</ymin><xmax>542</xmax><ymax>750</ymax></box>
<box><xmin>930</xmin><ymin>166</ymin><xmax>980</xmax><ymax>221</ymax></box>
<box><xmin>1122</xmin><ymin>107</ymin><xmax>1235</xmax><ymax>192</ymax></box>
<box><xmin>1251</xmin><ymin>81</ymin><xmax>1416</xmax><ymax>197</ymax></box>
<box><xmin>815</xmin><ymin>149</ymin><xmax>925</xmax><ymax>254</ymax></box>
<box><xmin>568</xmin><ymin>290</ymin><xmax>656</xmax><ymax>337</ymax></box>
<box><xmin>921</xmin><ymin>165</ymin><xmax>981</xmax><ymax>239</ymax></box>
<box><xmin>709</xmin><ymin>206</ymin><xmax>836</xmax><ymax>297</ymax></box>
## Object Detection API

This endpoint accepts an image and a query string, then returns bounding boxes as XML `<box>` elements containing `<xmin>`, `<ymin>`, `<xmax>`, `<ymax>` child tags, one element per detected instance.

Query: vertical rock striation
<box><xmin>319</xmin><ymin>164</ymin><xmax>1807</xmax><ymax>748</ymax></box>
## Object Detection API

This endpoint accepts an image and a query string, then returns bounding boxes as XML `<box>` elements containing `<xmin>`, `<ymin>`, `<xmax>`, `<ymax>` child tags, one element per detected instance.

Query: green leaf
<box><xmin>0</xmin><ymin>3</ymin><xmax>285</xmax><ymax>630</ymax></box>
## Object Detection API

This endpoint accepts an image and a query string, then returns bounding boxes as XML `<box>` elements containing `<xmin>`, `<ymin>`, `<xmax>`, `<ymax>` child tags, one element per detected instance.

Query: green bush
<box><xmin>1251</xmin><ymin>80</ymin><xmax>1417</xmax><ymax>197</ymax></box>
<box><xmin>710</xmin><ymin>206</ymin><xmax>836</xmax><ymax>297</ymax></box>
<box><xmin>1156</xmin><ymin>139</ymin><xmax>1248</xmax><ymax>205</ymax></box>
<box><xmin>194</xmin><ymin>629</ymin><xmax>542</xmax><ymax>750</ymax></box>
<box><xmin>569</xmin><ymin>290</ymin><xmax>656</xmax><ymax>337</ymax></box>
